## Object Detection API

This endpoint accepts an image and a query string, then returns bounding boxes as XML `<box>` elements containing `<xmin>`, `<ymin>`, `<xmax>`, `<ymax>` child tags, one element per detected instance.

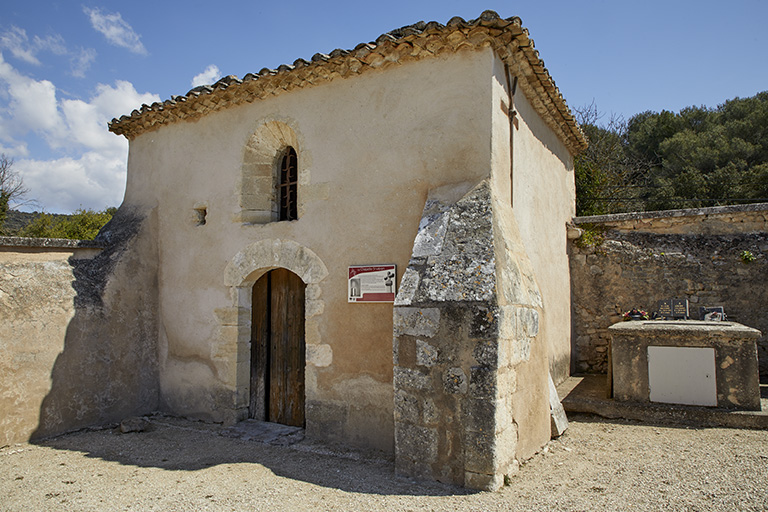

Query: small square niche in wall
<box><xmin>193</xmin><ymin>206</ymin><xmax>207</xmax><ymax>226</ymax></box>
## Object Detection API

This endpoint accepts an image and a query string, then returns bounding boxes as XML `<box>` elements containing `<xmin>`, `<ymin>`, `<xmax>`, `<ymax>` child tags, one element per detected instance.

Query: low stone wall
<box><xmin>575</xmin><ymin>202</ymin><xmax>768</xmax><ymax>235</ymax></box>
<box><xmin>570</xmin><ymin>204</ymin><xmax>768</xmax><ymax>380</ymax></box>
<box><xmin>0</xmin><ymin>209</ymin><xmax>159</xmax><ymax>445</ymax></box>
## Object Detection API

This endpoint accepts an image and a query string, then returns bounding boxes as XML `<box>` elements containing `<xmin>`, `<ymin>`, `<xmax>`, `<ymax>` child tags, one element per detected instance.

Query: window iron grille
<box><xmin>278</xmin><ymin>147</ymin><xmax>298</xmax><ymax>221</ymax></box>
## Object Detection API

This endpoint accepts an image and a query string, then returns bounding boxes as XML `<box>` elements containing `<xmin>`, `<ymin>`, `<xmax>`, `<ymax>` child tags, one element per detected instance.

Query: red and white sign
<box><xmin>348</xmin><ymin>265</ymin><xmax>396</xmax><ymax>303</ymax></box>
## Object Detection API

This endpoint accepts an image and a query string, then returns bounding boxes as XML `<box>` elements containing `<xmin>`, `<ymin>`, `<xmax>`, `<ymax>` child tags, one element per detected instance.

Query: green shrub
<box><xmin>18</xmin><ymin>207</ymin><xmax>115</xmax><ymax>240</ymax></box>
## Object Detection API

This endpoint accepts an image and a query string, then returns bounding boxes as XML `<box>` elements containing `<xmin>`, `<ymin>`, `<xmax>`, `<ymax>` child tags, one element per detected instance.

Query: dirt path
<box><xmin>1</xmin><ymin>413</ymin><xmax>766</xmax><ymax>511</ymax></box>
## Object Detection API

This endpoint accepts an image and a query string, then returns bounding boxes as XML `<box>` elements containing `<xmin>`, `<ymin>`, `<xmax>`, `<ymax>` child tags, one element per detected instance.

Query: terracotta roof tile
<box><xmin>109</xmin><ymin>10</ymin><xmax>587</xmax><ymax>154</ymax></box>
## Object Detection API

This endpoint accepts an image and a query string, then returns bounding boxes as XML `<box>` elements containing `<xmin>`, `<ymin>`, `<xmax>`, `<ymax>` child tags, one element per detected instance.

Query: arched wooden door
<box><xmin>250</xmin><ymin>268</ymin><xmax>305</xmax><ymax>427</ymax></box>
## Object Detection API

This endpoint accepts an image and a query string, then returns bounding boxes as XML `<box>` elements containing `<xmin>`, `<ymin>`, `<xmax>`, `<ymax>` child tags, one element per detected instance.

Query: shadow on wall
<box><xmin>30</xmin><ymin>207</ymin><xmax>159</xmax><ymax>440</ymax></box>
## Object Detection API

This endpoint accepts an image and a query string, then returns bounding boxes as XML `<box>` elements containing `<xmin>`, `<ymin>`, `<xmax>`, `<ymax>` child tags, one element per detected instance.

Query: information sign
<box><xmin>348</xmin><ymin>265</ymin><xmax>396</xmax><ymax>303</ymax></box>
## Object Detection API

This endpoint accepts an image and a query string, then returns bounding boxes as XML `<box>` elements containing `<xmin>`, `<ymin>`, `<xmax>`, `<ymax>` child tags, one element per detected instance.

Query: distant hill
<box><xmin>3</xmin><ymin>210</ymin><xmax>71</xmax><ymax>235</ymax></box>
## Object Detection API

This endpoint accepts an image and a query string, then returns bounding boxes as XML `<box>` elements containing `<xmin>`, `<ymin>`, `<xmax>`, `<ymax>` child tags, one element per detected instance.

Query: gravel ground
<box><xmin>1</xmin><ymin>413</ymin><xmax>767</xmax><ymax>511</ymax></box>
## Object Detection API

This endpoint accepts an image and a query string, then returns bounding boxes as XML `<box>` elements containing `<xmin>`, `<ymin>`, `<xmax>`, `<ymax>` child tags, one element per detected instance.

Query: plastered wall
<box><xmin>489</xmin><ymin>55</ymin><xmax>575</xmax><ymax>459</ymax></box>
<box><xmin>0</xmin><ymin>245</ymin><xmax>89</xmax><ymax>445</ymax></box>
<box><xmin>0</xmin><ymin>210</ymin><xmax>158</xmax><ymax>444</ymax></box>
<box><xmin>489</xmin><ymin>55</ymin><xmax>575</xmax><ymax>386</ymax></box>
<box><xmin>125</xmin><ymin>49</ymin><xmax>496</xmax><ymax>453</ymax></box>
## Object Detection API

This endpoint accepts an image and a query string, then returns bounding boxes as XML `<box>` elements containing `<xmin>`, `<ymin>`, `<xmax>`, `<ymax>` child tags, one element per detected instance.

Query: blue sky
<box><xmin>1</xmin><ymin>0</ymin><xmax>766</xmax><ymax>213</ymax></box>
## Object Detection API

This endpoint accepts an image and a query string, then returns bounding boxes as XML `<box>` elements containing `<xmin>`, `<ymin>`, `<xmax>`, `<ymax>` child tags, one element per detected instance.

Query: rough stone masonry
<box><xmin>570</xmin><ymin>205</ymin><xmax>768</xmax><ymax>380</ymax></box>
<box><xmin>393</xmin><ymin>180</ymin><xmax>544</xmax><ymax>491</ymax></box>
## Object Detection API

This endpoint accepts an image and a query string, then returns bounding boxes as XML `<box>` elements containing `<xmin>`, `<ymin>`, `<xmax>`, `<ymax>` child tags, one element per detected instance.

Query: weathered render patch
<box><xmin>71</xmin><ymin>208</ymin><xmax>147</xmax><ymax>308</ymax></box>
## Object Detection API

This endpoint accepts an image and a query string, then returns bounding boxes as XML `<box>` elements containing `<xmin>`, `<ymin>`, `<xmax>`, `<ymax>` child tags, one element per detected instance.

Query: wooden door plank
<box><xmin>251</xmin><ymin>268</ymin><xmax>304</xmax><ymax>428</ymax></box>
<box><xmin>250</xmin><ymin>274</ymin><xmax>270</xmax><ymax>420</ymax></box>
<box><xmin>284</xmin><ymin>270</ymin><xmax>305</xmax><ymax>427</ymax></box>
<box><xmin>269</xmin><ymin>269</ymin><xmax>289</xmax><ymax>424</ymax></box>
<box><xmin>266</xmin><ymin>268</ymin><xmax>306</xmax><ymax>427</ymax></box>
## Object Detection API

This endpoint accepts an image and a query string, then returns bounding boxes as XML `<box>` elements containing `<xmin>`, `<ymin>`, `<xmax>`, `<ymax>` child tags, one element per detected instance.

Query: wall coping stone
<box><xmin>0</xmin><ymin>236</ymin><xmax>104</xmax><ymax>249</ymax></box>
<box><xmin>573</xmin><ymin>203</ymin><xmax>768</xmax><ymax>225</ymax></box>
<box><xmin>609</xmin><ymin>320</ymin><xmax>761</xmax><ymax>339</ymax></box>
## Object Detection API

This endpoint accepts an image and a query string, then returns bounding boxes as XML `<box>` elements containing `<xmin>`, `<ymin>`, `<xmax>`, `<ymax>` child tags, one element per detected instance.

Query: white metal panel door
<box><xmin>648</xmin><ymin>346</ymin><xmax>717</xmax><ymax>406</ymax></box>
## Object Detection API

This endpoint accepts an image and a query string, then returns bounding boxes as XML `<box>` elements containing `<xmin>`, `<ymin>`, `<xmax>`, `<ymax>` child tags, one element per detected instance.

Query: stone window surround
<box><xmin>236</xmin><ymin>118</ymin><xmax>306</xmax><ymax>224</ymax></box>
<box><xmin>222</xmin><ymin>239</ymin><xmax>329</xmax><ymax>422</ymax></box>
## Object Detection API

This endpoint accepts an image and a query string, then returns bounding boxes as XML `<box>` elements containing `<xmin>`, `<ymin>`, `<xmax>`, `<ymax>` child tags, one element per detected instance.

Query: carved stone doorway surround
<box><xmin>223</xmin><ymin>239</ymin><xmax>328</xmax><ymax>423</ymax></box>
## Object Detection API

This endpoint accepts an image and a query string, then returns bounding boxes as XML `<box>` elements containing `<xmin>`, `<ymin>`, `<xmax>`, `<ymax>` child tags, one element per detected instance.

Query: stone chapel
<box><xmin>2</xmin><ymin>11</ymin><xmax>587</xmax><ymax>492</ymax></box>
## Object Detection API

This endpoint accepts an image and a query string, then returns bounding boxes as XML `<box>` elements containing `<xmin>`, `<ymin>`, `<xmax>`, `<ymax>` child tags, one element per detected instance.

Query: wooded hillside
<box><xmin>576</xmin><ymin>91</ymin><xmax>768</xmax><ymax>216</ymax></box>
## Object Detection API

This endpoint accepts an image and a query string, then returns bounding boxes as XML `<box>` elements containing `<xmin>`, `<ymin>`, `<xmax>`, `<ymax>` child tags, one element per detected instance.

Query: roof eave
<box><xmin>108</xmin><ymin>11</ymin><xmax>587</xmax><ymax>155</ymax></box>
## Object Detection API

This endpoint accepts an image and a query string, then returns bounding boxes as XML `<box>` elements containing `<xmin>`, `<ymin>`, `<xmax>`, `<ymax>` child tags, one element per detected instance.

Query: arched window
<box><xmin>238</xmin><ymin>120</ymin><xmax>302</xmax><ymax>224</ymax></box>
<box><xmin>278</xmin><ymin>147</ymin><xmax>298</xmax><ymax>221</ymax></box>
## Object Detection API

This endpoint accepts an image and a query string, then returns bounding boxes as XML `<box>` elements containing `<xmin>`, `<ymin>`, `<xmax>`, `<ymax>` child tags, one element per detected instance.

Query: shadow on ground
<box><xmin>33</xmin><ymin>415</ymin><xmax>476</xmax><ymax>498</ymax></box>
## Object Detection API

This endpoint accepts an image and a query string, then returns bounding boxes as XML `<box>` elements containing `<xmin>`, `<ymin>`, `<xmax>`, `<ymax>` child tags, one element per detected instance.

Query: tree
<box><xmin>574</xmin><ymin>103</ymin><xmax>651</xmax><ymax>216</ymax></box>
<box><xmin>625</xmin><ymin>109</ymin><xmax>684</xmax><ymax>167</ymax></box>
<box><xmin>0</xmin><ymin>154</ymin><xmax>30</xmax><ymax>234</ymax></box>
<box><xmin>18</xmin><ymin>207</ymin><xmax>116</xmax><ymax>240</ymax></box>
<box><xmin>627</xmin><ymin>91</ymin><xmax>768</xmax><ymax>210</ymax></box>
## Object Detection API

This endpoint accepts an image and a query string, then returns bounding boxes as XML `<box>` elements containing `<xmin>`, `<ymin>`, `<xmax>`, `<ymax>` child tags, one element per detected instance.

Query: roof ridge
<box><xmin>109</xmin><ymin>11</ymin><xmax>587</xmax><ymax>154</ymax></box>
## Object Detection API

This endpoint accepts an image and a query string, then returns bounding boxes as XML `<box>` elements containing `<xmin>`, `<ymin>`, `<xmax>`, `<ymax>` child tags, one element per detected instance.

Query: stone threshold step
<box><xmin>557</xmin><ymin>375</ymin><xmax>768</xmax><ymax>430</ymax></box>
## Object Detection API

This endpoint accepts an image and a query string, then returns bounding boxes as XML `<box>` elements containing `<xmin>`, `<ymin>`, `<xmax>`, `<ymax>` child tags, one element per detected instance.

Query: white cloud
<box><xmin>84</xmin><ymin>7</ymin><xmax>147</xmax><ymax>55</ymax></box>
<box><xmin>70</xmin><ymin>48</ymin><xmax>97</xmax><ymax>78</ymax></box>
<box><xmin>0</xmin><ymin>141</ymin><xmax>28</xmax><ymax>158</ymax></box>
<box><xmin>0</xmin><ymin>53</ymin><xmax>159</xmax><ymax>213</ymax></box>
<box><xmin>10</xmin><ymin>78</ymin><xmax>61</xmax><ymax>135</ymax></box>
<box><xmin>16</xmin><ymin>151</ymin><xmax>128</xmax><ymax>212</ymax></box>
<box><xmin>58</xmin><ymin>80</ymin><xmax>157</xmax><ymax>152</ymax></box>
<box><xmin>191</xmin><ymin>64</ymin><xmax>220</xmax><ymax>87</ymax></box>
<box><xmin>32</xmin><ymin>34</ymin><xmax>67</xmax><ymax>57</ymax></box>
<box><xmin>0</xmin><ymin>27</ymin><xmax>95</xmax><ymax>77</ymax></box>
<box><xmin>0</xmin><ymin>53</ymin><xmax>62</xmax><ymax>137</ymax></box>
<box><xmin>0</xmin><ymin>27</ymin><xmax>67</xmax><ymax>66</ymax></box>
<box><xmin>0</xmin><ymin>27</ymin><xmax>41</xmax><ymax>65</ymax></box>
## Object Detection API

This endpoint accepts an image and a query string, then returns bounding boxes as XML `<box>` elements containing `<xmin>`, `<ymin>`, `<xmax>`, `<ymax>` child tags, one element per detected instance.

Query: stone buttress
<box><xmin>393</xmin><ymin>179</ymin><xmax>544</xmax><ymax>491</ymax></box>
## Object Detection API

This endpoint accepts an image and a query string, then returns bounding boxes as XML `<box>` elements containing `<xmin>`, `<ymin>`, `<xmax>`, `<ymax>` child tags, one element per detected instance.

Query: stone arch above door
<box><xmin>225</xmin><ymin>239</ymin><xmax>327</xmax><ymax>287</ymax></box>
<box><xmin>221</xmin><ymin>239</ymin><xmax>329</xmax><ymax>422</ymax></box>
<box><xmin>237</xmin><ymin>119</ymin><xmax>303</xmax><ymax>224</ymax></box>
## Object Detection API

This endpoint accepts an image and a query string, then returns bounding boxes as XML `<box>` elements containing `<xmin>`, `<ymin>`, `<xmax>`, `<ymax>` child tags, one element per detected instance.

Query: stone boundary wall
<box><xmin>574</xmin><ymin>202</ymin><xmax>768</xmax><ymax>235</ymax></box>
<box><xmin>0</xmin><ymin>209</ymin><xmax>159</xmax><ymax>445</ymax></box>
<box><xmin>1</xmin><ymin>241</ymin><xmax>99</xmax><ymax>445</ymax></box>
<box><xmin>570</xmin><ymin>204</ymin><xmax>768</xmax><ymax>380</ymax></box>
<box><xmin>0</xmin><ymin>236</ymin><xmax>104</xmax><ymax>250</ymax></box>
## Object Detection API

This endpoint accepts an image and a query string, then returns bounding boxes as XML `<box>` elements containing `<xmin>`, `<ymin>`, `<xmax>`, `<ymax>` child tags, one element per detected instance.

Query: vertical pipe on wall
<box><xmin>504</xmin><ymin>62</ymin><xmax>517</xmax><ymax>208</ymax></box>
